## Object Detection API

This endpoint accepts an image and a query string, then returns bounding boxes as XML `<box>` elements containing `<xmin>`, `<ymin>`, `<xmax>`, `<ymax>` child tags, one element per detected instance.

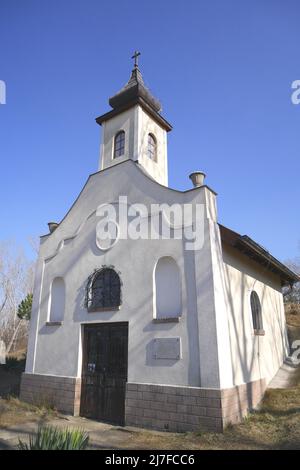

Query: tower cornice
<box><xmin>96</xmin><ymin>96</ymin><xmax>172</xmax><ymax>132</ymax></box>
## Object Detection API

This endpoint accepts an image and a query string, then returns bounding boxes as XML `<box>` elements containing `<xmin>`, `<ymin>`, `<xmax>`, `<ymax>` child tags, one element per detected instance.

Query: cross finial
<box><xmin>131</xmin><ymin>50</ymin><xmax>141</xmax><ymax>68</ymax></box>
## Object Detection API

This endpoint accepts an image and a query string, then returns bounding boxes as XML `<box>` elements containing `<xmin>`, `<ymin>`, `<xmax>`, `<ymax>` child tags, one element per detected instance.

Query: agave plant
<box><xmin>18</xmin><ymin>425</ymin><xmax>89</xmax><ymax>450</ymax></box>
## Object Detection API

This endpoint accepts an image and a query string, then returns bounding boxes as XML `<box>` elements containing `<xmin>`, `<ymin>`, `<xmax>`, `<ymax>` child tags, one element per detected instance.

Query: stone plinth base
<box><xmin>20</xmin><ymin>373</ymin><xmax>81</xmax><ymax>415</ymax></box>
<box><xmin>20</xmin><ymin>373</ymin><xmax>266</xmax><ymax>432</ymax></box>
<box><xmin>125</xmin><ymin>379</ymin><xmax>266</xmax><ymax>433</ymax></box>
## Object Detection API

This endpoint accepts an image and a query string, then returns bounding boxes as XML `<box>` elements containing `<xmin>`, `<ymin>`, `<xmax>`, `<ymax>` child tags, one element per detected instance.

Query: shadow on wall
<box><xmin>183</xmin><ymin>249</ymin><xmax>201</xmax><ymax>387</ymax></box>
<box><xmin>39</xmin><ymin>324</ymin><xmax>62</xmax><ymax>336</ymax></box>
<box><xmin>219</xmin><ymin>226</ymin><xmax>288</xmax><ymax>416</ymax></box>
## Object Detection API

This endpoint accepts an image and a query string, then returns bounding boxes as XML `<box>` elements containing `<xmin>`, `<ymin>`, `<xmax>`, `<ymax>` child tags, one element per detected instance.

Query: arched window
<box><xmin>114</xmin><ymin>131</ymin><xmax>125</xmax><ymax>158</ymax></box>
<box><xmin>86</xmin><ymin>268</ymin><xmax>121</xmax><ymax>311</ymax></box>
<box><xmin>250</xmin><ymin>291</ymin><xmax>263</xmax><ymax>332</ymax></box>
<box><xmin>48</xmin><ymin>277</ymin><xmax>65</xmax><ymax>323</ymax></box>
<box><xmin>147</xmin><ymin>133</ymin><xmax>157</xmax><ymax>161</ymax></box>
<box><xmin>154</xmin><ymin>257</ymin><xmax>181</xmax><ymax>319</ymax></box>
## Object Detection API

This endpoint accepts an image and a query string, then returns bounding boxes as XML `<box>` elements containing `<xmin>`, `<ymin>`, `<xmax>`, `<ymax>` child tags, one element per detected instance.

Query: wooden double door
<box><xmin>80</xmin><ymin>322</ymin><xmax>128</xmax><ymax>425</ymax></box>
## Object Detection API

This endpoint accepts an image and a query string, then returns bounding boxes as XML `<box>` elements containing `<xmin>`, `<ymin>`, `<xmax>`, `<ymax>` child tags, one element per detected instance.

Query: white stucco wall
<box><xmin>25</xmin><ymin>159</ymin><xmax>288</xmax><ymax>391</ymax></box>
<box><xmin>26</xmin><ymin>160</ymin><xmax>217</xmax><ymax>387</ymax></box>
<box><xmin>221</xmin><ymin>244</ymin><xmax>289</xmax><ymax>387</ymax></box>
<box><xmin>136</xmin><ymin>106</ymin><xmax>168</xmax><ymax>186</ymax></box>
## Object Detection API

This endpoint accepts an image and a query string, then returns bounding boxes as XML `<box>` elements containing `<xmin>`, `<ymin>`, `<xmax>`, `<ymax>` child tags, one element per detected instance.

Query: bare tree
<box><xmin>283</xmin><ymin>253</ymin><xmax>300</xmax><ymax>304</ymax></box>
<box><xmin>0</xmin><ymin>241</ymin><xmax>35</xmax><ymax>353</ymax></box>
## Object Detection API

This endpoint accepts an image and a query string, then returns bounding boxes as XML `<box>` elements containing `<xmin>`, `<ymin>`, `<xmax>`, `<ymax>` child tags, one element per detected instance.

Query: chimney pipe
<box><xmin>189</xmin><ymin>171</ymin><xmax>206</xmax><ymax>188</ymax></box>
<box><xmin>48</xmin><ymin>222</ymin><xmax>59</xmax><ymax>233</ymax></box>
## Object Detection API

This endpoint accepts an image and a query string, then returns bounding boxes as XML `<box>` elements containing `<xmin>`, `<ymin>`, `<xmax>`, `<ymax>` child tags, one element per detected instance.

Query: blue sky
<box><xmin>0</xmin><ymin>0</ymin><xmax>299</xmax><ymax>262</ymax></box>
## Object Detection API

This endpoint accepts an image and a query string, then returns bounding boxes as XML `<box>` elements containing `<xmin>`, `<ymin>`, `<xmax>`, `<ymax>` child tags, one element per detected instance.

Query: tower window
<box><xmin>147</xmin><ymin>133</ymin><xmax>157</xmax><ymax>161</ymax></box>
<box><xmin>250</xmin><ymin>291</ymin><xmax>264</xmax><ymax>334</ymax></box>
<box><xmin>114</xmin><ymin>131</ymin><xmax>125</xmax><ymax>158</ymax></box>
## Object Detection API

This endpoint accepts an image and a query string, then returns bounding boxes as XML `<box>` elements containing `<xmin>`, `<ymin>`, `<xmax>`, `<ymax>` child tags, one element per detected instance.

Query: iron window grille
<box><xmin>86</xmin><ymin>267</ymin><xmax>121</xmax><ymax>312</ymax></box>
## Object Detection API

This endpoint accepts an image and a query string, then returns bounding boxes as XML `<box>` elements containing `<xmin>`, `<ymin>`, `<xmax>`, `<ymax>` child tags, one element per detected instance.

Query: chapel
<box><xmin>20</xmin><ymin>54</ymin><xmax>299</xmax><ymax>432</ymax></box>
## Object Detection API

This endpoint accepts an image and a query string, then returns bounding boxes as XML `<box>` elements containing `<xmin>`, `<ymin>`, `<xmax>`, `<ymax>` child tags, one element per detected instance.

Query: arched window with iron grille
<box><xmin>86</xmin><ymin>268</ymin><xmax>121</xmax><ymax>311</ymax></box>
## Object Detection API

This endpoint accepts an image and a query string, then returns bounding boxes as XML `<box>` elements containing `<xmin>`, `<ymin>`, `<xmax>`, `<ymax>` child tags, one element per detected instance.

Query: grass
<box><xmin>0</xmin><ymin>396</ymin><xmax>58</xmax><ymax>429</ymax></box>
<box><xmin>285</xmin><ymin>302</ymin><xmax>300</xmax><ymax>329</ymax></box>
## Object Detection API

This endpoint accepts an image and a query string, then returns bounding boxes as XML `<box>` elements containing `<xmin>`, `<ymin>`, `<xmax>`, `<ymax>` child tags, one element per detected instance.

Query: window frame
<box><xmin>86</xmin><ymin>267</ymin><xmax>122</xmax><ymax>312</ymax></box>
<box><xmin>113</xmin><ymin>130</ymin><xmax>125</xmax><ymax>159</ymax></box>
<box><xmin>250</xmin><ymin>290</ymin><xmax>265</xmax><ymax>335</ymax></box>
<box><xmin>147</xmin><ymin>133</ymin><xmax>157</xmax><ymax>161</ymax></box>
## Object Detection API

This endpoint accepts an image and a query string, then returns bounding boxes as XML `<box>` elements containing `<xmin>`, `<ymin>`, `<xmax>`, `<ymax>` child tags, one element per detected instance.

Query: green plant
<box><xmin>18</xmin><ymin>425</ymin><xmax>89</xmax><ymax>450</ymax></box>
<box><xmin>17</xmin><ymin>293</ymin><xmax>33</xmax><ymax>320</ymax></box>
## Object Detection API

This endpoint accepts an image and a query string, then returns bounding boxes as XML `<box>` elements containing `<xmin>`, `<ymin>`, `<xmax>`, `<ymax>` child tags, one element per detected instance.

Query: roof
<box><xmin>219</xmin><ymin>224</ymin><xmax>300</xmax><ymax>286</ymax></box>
<box><xmin>109</xmin><ymin>66</ymin><xmax>161</xmax><ymax>112</ymax></box>
<box><xmin>96</xmin><ymin>66</ymin><xmax>172</xmax><ymax>132</ymax></box>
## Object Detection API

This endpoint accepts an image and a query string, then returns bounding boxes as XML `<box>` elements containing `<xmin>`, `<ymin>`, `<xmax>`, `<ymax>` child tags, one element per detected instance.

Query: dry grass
<box><xmin>285</xmin><ymin>304</ymin><xmax>300</xmax><ymax>384</ymax></box>
<box><xmin>285</xmin><ymin>303</ymin><xmax>300</xmax><ymax>328</ymax></box>
<box><xmin>0</xmin><ymin>353</ymin><xmax>57</xmax><ymax>429</ymax></box>
<box><xmin>6</xmin><ymin>349</ymin><xmax>27</xmax><ymax>359</ymax></box>
<box><xmin>121</xmin><ymin>385</ymin><xmax>300</xmax><ymax>450</ymax></box>
<box><xmin>0</xmin><ymin>397</ymin><xmax>58</xmax><ymax>429</ymax></box>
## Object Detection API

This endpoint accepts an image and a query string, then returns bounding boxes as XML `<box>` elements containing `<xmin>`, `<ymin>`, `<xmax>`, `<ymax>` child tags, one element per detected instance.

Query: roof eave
<box><xmin>219</xmin><ymin>224</ymin><xmax>300</xmax><ymax>286</ymax></box>
<box><xmin>95</xmin><ymin>97</ymin><xmax>173</xmax><ymax>132</ymax></box>
<box><xmin>238</xmin><ymin>236</ymin><xmax>300</xmax><ymax>286</ymax></box>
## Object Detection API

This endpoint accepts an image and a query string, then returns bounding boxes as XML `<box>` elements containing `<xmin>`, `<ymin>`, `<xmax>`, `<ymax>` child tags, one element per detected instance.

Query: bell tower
<box><xmin>96</xmin><ymin>52</ymin><xmax>172</xmax><ymax>186</ymax></box>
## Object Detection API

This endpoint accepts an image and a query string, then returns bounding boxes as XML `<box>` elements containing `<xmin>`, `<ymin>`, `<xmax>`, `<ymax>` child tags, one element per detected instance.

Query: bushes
<box><xmin>18</xmin><ymin>426</ymin><xmax>89</xmax><ymax>450</ymax></box>
<box><xmin>2</xmin><ymin>354</ymin><xmax>26</xmax><ymax>372</ymax></box>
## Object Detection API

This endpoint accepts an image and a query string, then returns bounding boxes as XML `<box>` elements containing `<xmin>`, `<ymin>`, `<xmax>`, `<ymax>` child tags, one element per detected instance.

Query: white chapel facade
<box><xmin>21</xmin><ymin>56</ymin><xmax>299</xmax><ymax>432</ymax></box>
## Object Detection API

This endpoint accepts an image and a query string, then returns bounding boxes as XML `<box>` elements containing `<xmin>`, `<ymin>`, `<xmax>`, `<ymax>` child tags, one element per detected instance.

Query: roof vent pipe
<box><xmin>189</xmin><ymin>171</ymin><xmax>206</xmax><ymax>188</ymax></box>
<box><xmin>48</xmin><ymin>222</ymin><xmax>59</xmax><ymax>233</ymax></box>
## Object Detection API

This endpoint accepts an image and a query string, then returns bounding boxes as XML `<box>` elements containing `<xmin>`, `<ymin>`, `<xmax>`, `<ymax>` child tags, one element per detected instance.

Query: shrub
<box><xmin>18</xmin><ymin>426</ymin><xmax>89</xmax><ymax>450</ymax></box>
<box><xmin>3</xmin><ymin>355</ymin><xmax>26</xmax><ymax>371</ymax></box>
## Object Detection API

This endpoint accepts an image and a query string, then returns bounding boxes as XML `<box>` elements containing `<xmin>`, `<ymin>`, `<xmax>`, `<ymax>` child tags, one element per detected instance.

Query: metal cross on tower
<box><xmin>131</xmin><ymin>50</ymin><xmax>141</xmax><ymax>68</ymax></box>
